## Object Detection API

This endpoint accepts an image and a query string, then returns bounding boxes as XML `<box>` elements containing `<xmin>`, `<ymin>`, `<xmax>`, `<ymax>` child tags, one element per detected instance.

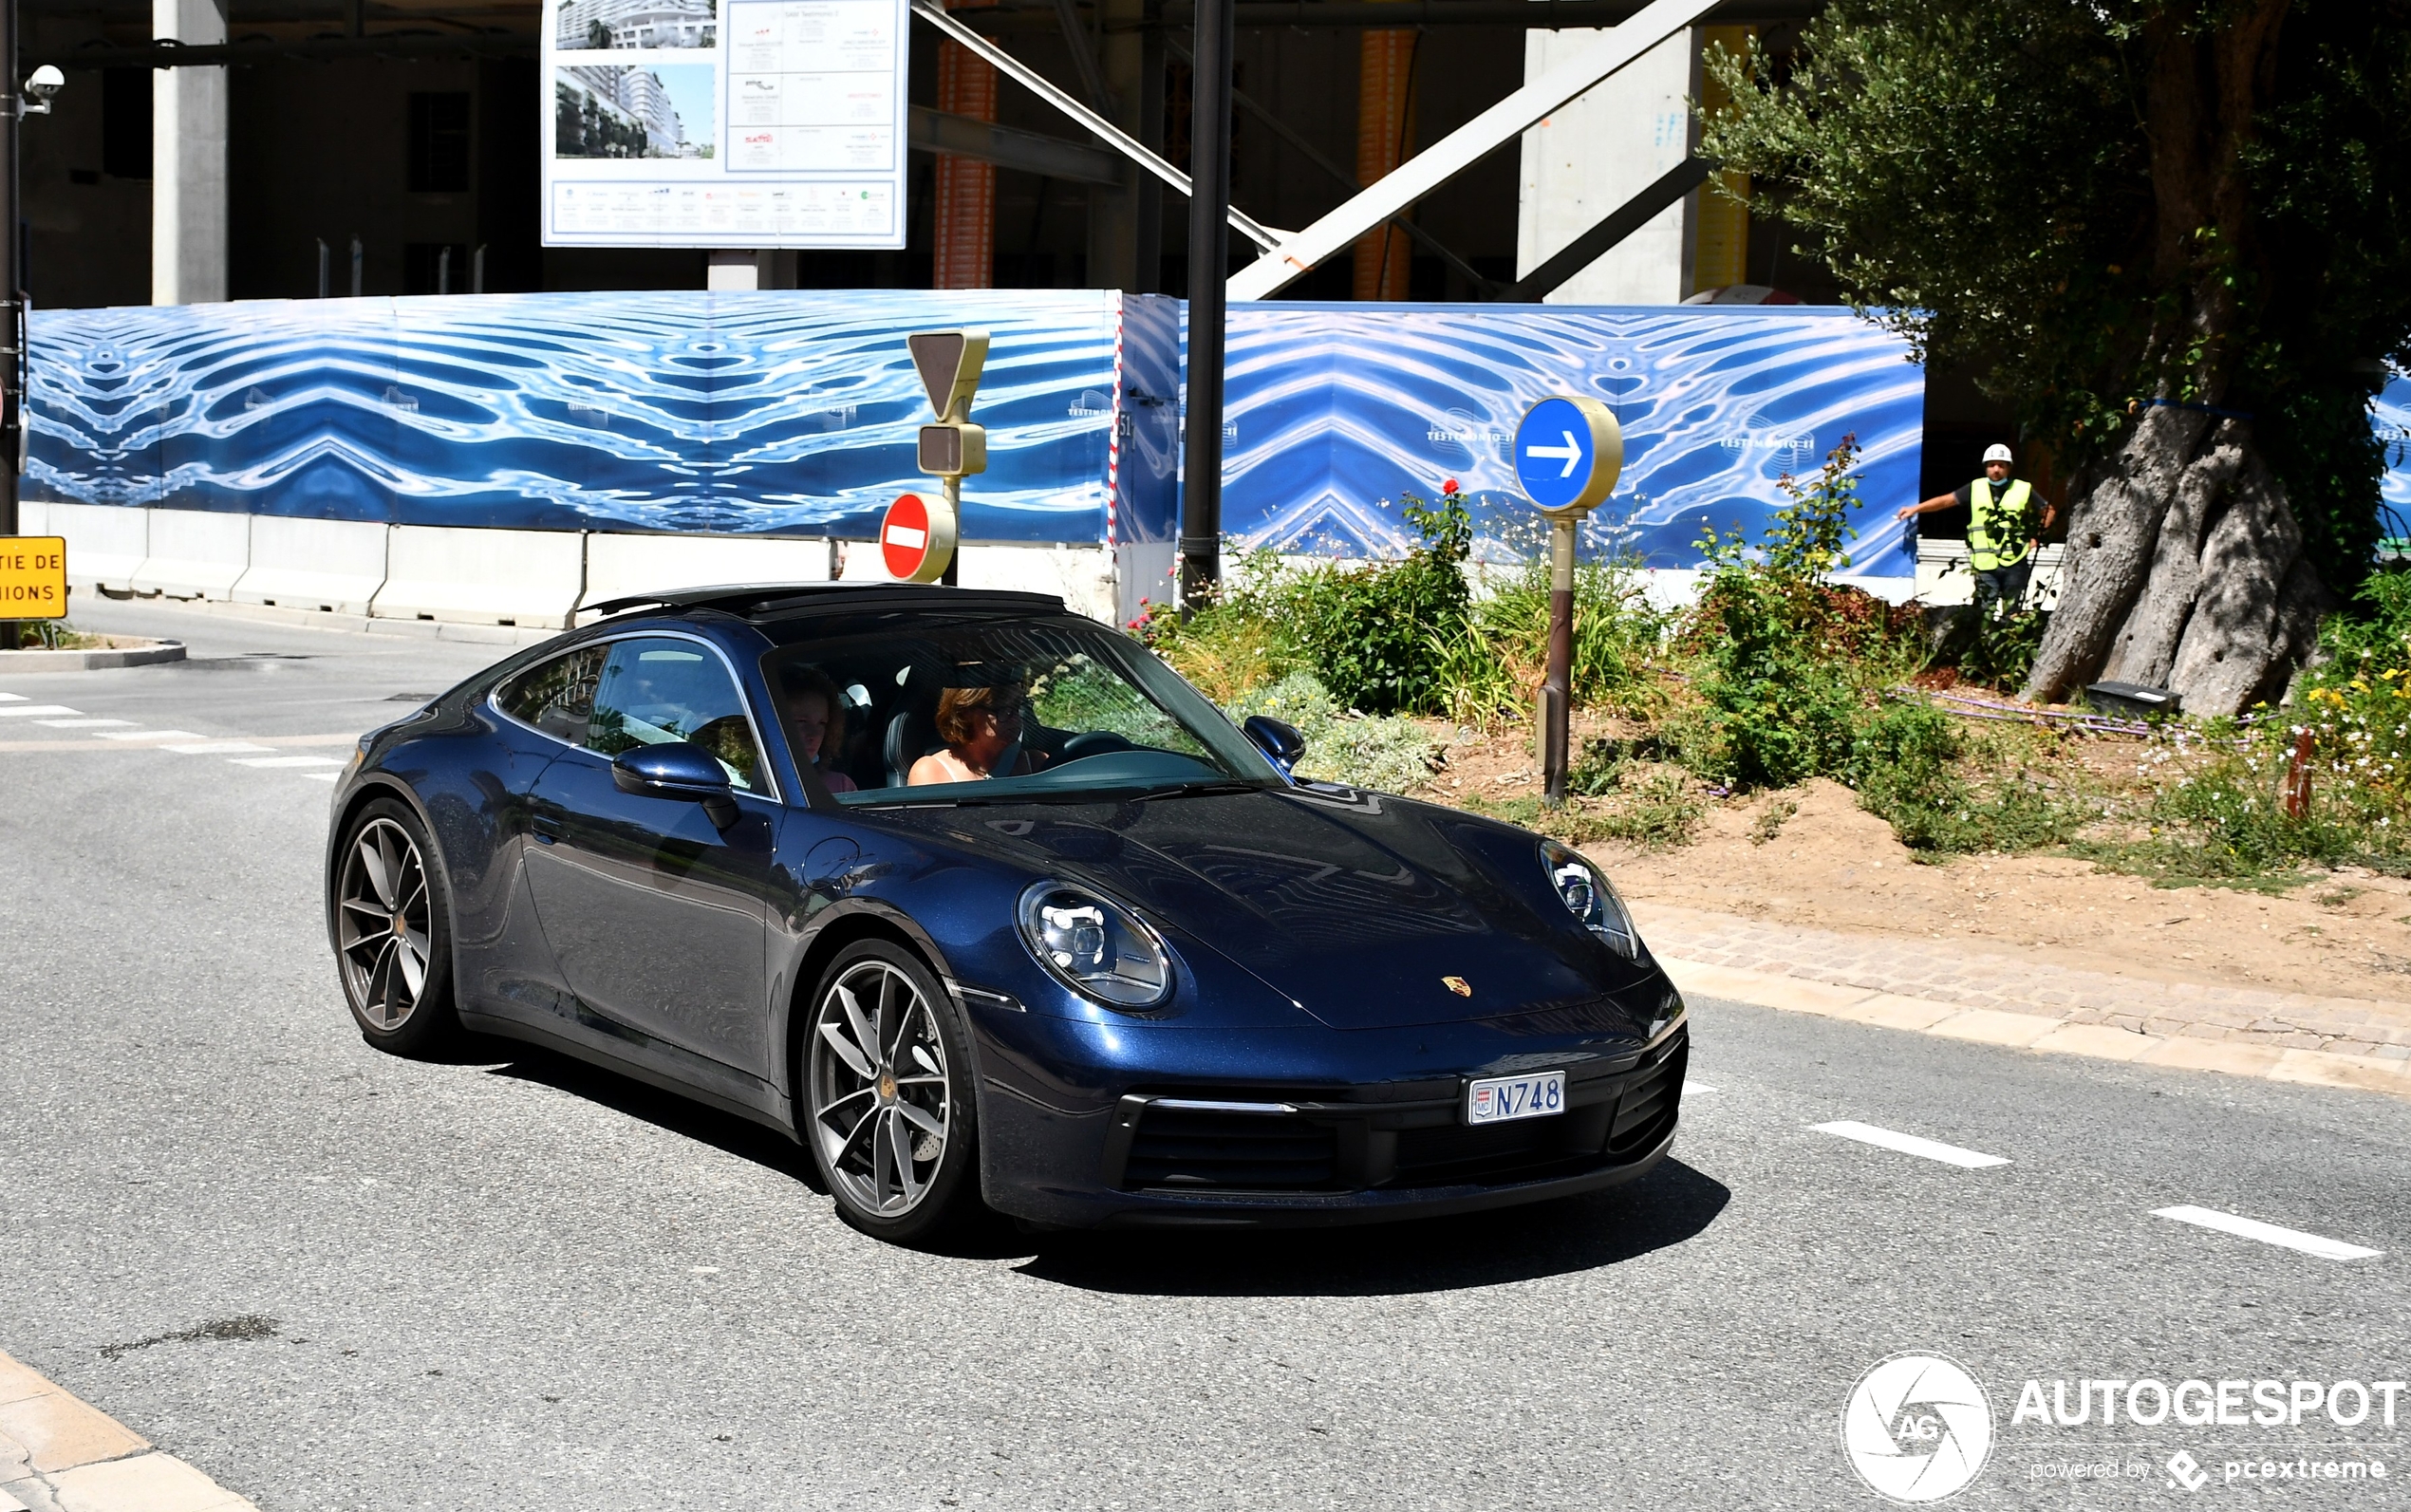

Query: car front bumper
<box><xmin>967</xmin><ymin>1006</ymin><xmax>1688</xmax><ymax>1229</ymax></box>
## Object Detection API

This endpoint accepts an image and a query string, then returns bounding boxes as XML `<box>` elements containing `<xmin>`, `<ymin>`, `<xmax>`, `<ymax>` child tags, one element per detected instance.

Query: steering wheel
<box><xmin>1061</xmin><ymin>731</ymin><xmax>1136</xmax><ymax>761</ymax></box>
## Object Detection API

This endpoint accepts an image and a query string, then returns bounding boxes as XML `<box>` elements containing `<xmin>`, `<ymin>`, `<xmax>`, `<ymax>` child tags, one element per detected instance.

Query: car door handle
<box><xmin>533</xmin><ymin>814</ymin><xmax>563</xmax><ymax>844</ymax></box>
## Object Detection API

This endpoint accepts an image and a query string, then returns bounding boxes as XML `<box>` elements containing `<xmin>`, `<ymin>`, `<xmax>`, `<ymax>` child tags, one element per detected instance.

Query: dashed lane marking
<box><xmin>2152</xmin><ymin>1204</ymin><xmax>2383</xmax><ymax>1261</ymax></box>
<box><xmin>0</xmin><ymin>692</ymin><xmax>23</xmax><ymax>700</ymax></box>
<box><xmin>1686</xmin><ymin>1080</ymin><xmax>1718</xmax><ymax>1094</ymax></box>
<box><xmin>33</xmin><ymin>718</ymin><xmax>131</xmax><ymax>728</ymax></box>
<box><xmin>0</xmin><ymin>705</ymin><xmax>79</xmax><ymax>718</ymax></box>
<box><xmin>1810</xmin><ymin>1120</ymin><xmax>2011</xmax><ymax>1169</ymax></box>
<box><xmin>164</xmin><ymin>741</ymin><xmax>278</xmax><ymax>755</ymax></box>
<box><xmin>92</xmin><ymin>730</ymin><xmax>202</xmax><ymax>741</ymax></box>
<box><xmin>231</xmin><ymin>755</ymin><xmax>345</xmax><ymax>769</ymax></box>
<box><xmin>302</xmin><ymin>772</ymin><xmax>341</xmax><ymax>782</ymax></box>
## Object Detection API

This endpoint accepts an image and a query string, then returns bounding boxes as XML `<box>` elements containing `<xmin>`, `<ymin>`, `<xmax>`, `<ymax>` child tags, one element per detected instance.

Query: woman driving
<box><xmin>779</xmin><ymin>664</ymin><xmax>858</xmax><ymax>793</ymax></box>
<box><xmin>908</xmin><ymin>683</ymin><xmax>1033</xmax><ymax>785</ymax></box>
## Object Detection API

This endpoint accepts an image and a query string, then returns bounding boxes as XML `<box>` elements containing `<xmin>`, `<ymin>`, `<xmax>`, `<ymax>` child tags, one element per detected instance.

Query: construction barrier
<box><xmin>236</xmin><ymin>517</ymin><xmax>391</xmax><ymax>615</ymax></box>
<box><xmin>130</xmin><ymin>510</ymin><xmax>251</xmax><ymax>600</ymax></box>
<box><xmin>371</xmin><ymin>526</ymin><xmax>589</xmax><ymax>629</ymax></box>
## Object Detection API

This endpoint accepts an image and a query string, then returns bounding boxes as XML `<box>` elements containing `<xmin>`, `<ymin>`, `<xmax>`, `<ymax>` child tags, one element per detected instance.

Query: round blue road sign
<box><xmin>1514</xmin><ymin>396</ymin><xmax>1624</xmax><ymax>515</ymax></box>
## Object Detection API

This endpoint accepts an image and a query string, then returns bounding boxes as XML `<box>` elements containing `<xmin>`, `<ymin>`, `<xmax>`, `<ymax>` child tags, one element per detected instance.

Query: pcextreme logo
<box><xmin>1842</xmin><ymin>1353</ymin><xmax>1996</xmax><ymax>1503</ymax></box>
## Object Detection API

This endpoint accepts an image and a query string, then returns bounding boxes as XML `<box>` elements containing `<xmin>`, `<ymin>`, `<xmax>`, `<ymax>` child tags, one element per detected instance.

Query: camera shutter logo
<box><xmin>1841</xmin><ymin>1353</ymin><xmax>1994</xmax><ymax>1503</ymax></box>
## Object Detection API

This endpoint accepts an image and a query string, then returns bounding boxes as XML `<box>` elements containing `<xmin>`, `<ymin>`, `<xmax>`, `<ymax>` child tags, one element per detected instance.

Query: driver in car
<box><xmin>909</xmin><ymin>683</ymin><xmax>1037</xmax><ymax>785</ymax></box>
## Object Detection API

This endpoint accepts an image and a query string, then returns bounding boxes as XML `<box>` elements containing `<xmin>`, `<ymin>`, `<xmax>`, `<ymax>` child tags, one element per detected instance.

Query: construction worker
<box><xmin>1896</xmin><ymin>443</ymin><xmax>2055</xmax><ymax>614</ymax></box>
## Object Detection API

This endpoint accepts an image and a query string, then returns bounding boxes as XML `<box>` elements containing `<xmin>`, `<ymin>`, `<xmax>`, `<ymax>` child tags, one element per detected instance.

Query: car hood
<box><xmin>888</xmin><ymin>786</ymin><xmax>1659</xmax><ymax>1034</ymax></box>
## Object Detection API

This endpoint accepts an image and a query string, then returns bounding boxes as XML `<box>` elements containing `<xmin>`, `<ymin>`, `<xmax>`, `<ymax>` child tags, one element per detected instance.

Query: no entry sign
<box><xmin>880</xmin><ymin>492</ymin><xmax>957</xmax><ymax>584</ymax></box>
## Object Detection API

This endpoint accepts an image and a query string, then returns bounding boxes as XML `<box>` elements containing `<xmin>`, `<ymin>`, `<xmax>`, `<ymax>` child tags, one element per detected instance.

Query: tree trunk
<box><xmin>2028</xmin><ymin>414</ymin><xmax>2328</xmax><ymax>715</ymax></box>
<box><xmin>2022</xmin><ymin>0</ymin><xmax>2317</xmax><ymax>718</ymax></box>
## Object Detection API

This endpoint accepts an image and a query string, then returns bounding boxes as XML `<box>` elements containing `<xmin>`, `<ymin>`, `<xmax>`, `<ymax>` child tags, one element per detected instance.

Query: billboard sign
<box><xmin>542</xmin><ymin>0</ymin><xmax>910</xmax><ymax>249</ymax></box>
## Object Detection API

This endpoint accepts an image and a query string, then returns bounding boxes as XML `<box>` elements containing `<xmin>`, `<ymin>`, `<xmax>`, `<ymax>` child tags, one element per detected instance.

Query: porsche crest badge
<box><xmin>1442</xmin><ymin>976</ymin><xmax>1471</xmax><ymax>997</ymax></box>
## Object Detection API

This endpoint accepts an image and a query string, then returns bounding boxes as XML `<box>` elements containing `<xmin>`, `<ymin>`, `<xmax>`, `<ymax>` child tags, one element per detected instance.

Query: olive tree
<box><xmin>1702</xmin><ymin>0</ymin><xmax>2411</xmax><ymax>714</ymax></box>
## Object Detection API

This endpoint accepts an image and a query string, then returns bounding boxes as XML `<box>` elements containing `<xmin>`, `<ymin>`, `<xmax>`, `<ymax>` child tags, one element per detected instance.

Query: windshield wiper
<box><xmin>1125</xmin><ymin>780</ymin><xmax>1267</xmax><ymax>801</ymax></box>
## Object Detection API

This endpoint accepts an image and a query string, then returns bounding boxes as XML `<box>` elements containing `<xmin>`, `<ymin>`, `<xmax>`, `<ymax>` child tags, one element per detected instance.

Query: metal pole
<box><xmin>941</xmin><ymin>476</ymin><xmax>961</xmax><ymax>587</ymax></box>
<box><xmin>1</xmin><ymin>0</ymin><xmax>21</xmax><ymax>652</ymax></box>
<box><xmin>1540</xmin><ymin>516</ymin><xmax>1575</xmax><ymax>804</ymax></box>
<box><xmin>349</xmin><ymin>233</ymin><xmax>362</xmax><ymax>297</ymax></box>
<box><xmin>1177</xmin><ymin>0</ymin><xmax>1233</xmax><ymax>608</ymax></box>
<box><xmin>316</xmin><ymin>236</ymin><xmax>329</xmax><ymax>297</ymax></box>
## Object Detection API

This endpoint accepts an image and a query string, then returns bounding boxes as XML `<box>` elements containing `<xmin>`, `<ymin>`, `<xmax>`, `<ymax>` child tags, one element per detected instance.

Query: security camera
<box><xmin>22</xmin><ymin>65</ymin><xmax>63</xmax><ymax>115</ymax></box>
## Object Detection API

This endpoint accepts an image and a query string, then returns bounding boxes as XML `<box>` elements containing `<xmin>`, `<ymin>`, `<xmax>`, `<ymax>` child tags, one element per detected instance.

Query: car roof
<box><xmin>586</xmin><ymin>581</ymin><xmax>1070</xmax><ymax>623</ymax></box>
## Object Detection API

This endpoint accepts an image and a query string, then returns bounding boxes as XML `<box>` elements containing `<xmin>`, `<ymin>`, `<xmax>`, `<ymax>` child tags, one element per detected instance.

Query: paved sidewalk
<box><xmin>0</xmin><ymin>1352</ymin><xmax>254</xmax><ymax>1512</ymax></box>
<box><xmin>1635</xmin><ymin>901</ymin><xmax>2411</xmax><ymax>1062</ymax></box>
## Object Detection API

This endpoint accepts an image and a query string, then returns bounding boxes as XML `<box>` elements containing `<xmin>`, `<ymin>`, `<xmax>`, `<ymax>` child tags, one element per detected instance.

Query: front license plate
<box><xmin>1466</xmin><ymin>1070</ymin><xmax>1566</xmax><ymax>1125</ymax></box>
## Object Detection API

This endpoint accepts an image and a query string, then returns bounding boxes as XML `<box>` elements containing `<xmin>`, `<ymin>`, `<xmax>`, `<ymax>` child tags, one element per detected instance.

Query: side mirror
<box><xmin>611</xmin><ymin>741</ymin><xmax>738</xmax><ymax>829</ymax></box>
<box><xmin>1242</xmin><ymin>715</ymin><xmax>1305</xmax><ymax>773</ymax></box>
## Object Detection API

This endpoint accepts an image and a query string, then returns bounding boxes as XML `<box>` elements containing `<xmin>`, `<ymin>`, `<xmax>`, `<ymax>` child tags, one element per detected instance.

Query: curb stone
<box><xmin>0</xmin><ymin>1351</ymin><xmax>255</xmax><ymax>1512</ymax></box>
<box><xmin>1659</xmin><ymin>957</ymin><xmax>2411</xmax><ymax>1101</ymax></box>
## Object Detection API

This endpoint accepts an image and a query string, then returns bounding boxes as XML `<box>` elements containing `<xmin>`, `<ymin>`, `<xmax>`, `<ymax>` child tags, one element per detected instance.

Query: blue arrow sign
<box><xmin>1516</xmin><ymin>396</ymin><xmax>1616</xmax><ymax>513</ymax></box>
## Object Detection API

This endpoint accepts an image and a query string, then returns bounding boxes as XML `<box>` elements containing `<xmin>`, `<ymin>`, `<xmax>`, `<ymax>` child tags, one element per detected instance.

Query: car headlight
<box><xmin>1017</xmin><ymin>882</ymin><xmax>1173</xmax><ymax>1009</ymax></box>
<box><xmin>1539</xmin><ymin>839</ymin><xmax>1639</xmax><ymax>960</ymax></box>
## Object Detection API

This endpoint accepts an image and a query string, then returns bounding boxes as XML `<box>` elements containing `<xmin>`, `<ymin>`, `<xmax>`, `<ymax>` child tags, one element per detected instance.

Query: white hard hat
<box><xmin>1982</xmin><ymin>443</ymin><xmax>2014</xmax><ymax>464</ymax></box>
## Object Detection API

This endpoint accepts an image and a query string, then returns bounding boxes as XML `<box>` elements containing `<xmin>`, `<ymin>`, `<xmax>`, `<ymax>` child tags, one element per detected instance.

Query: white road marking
<box><xmin>95</xmin><ymin>730</ymin><xmax>202</xmax><ymax>741</ymax></box>
<box><xmin>301</xmin><ymin>772</ymin><xmax>341</xmax><ymax>782</ymax></box>
<box><xmin>0</xmin><ymin>705</ymin><xmax>80</xmax><ymax>718</ymax></box>
<box><xmin>232</xmin><ymin>755</ymin><xmax>344</xmax><ymax>768</ymax></box>
<box><xmin>165</xmin><ymin>741</ymin><xmax>277</xmax><ymax>755</ymax></box>
<box><xmin>36</xmin><ymin>718</ymin><xmax>133</xmax><ymax>728</ymax></box>
<box><xmin>1685</xmin><ymin>1079</ymin><xmax>1718</xmax><ymax>1095</ymax></box>
<box><xmin>0</xmin><ymin>691</ymin><xmax>24</xmax><ymax>700</ymax></box>
<box><xmin>1810</xmin><ymin>1120</ymin><xmax>2011</xmax><ymax>1169</ymax></box>
<box><xmin>2152</xmin><ymin>1205</ymin><xmax>2383</xmax><ymax>1261</ymax></box>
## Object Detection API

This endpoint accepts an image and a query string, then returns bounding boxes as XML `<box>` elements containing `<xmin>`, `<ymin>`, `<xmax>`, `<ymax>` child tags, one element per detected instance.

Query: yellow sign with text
<box><xmin>0</xmin><ymin>536</ymin><xmax>68</xmax><ymax>619</ymax></box>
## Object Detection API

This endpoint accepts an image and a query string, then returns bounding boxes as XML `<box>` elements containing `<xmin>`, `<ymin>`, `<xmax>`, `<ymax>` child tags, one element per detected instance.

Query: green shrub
<box><xmin>1467</xmin><ymin>767</ymin><xmax>1705</xmax><ymax>849</ymax></box>
<box><xmin>1280</xmin><ymin>494</ymin><xmax>1473</xmax><ymax>715</ymax></box>
<box><xmin>1430</xmin><ymin>551</ymin><xmax>1671</xmax><ymax>725</ymax></box>
<box><xmin>1847</xmin><ymin>699</ymin><xmax>2086</xmax><ymax>854</ymax></box>
<box><xmin>1224</xmin><ymin>672</ymin><xmax>1440</xmax><ymax>793</ymax></box>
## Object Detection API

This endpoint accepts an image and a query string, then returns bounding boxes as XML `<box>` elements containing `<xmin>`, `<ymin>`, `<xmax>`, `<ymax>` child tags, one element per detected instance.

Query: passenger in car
<box><xmin>779</xmin><ymin>663</ymin><xmax>859</xmax><ymax>793</ymax></box>
<box><xmin>909</xmin><ymin>683</ymin><xmax>1033</xmax><ymax>785</ymax></box>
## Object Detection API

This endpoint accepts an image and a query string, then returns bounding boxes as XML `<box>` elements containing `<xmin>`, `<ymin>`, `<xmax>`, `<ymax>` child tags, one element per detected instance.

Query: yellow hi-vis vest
<box><xmin>1967</xmin><ymin>477</ymin><xmax>2035</xmax><ymax>571</ymax></box>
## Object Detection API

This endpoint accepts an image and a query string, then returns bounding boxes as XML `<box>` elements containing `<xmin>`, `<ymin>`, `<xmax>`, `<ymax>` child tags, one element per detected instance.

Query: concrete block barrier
<box><xmin>958</xmin><ymin>543</ymin><xmax>1115</xmax><ymax>623</ymax></box>
<box><xmin>131</xmin><ymin>508</ymin><xmax>252</xmax><ymax>600</ymax></box>
<box><xmin>1916</xmin><ymin>540</ymin><xmax>2065</xmax><ymax>608</ymax></box>
<box><xmin>14</xmin><ymin>499</ymin><xmax>48</xmax><ymax>536</ymax></box>
<box><xmin>373</xmin><ymin>525</ymin><xmax>587</xmax><ymax>628</ymax></box>
<box><xmin>47</xmin><ymin>504</ymin><xmax>149</xmax><ymax>592</ymax></box>
<box><xmin>579</xmin><ymin>532</ymin><xmax>832</xmax><ymax>621</ymax></box>
<box><xmin>236</xmin><ymin>517</ymin><xmax>390</xmax><ymax>615</ymax></box>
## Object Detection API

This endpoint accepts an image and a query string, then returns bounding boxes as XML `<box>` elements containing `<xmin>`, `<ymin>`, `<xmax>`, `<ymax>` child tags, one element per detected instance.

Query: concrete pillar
<box><xmin>932</xmin><ymin>0</ymin><xmax>997</xmax><ymax>289</ymax></box>
<box><xmin>1353</xmin><ymin>15</ymin><xmax>1415</xmax><ymax>301</ymax></box>
<box><xmin>152</xmin><ymin>0</ymin><xmax>228</xmax><ymax>306</ymax></box>
<box><xmin>1691</xmin><ymin>25</ymin><xmax>1754</xmax><ymax>293</ymax></box>
<box><xmin>1515</xmin><ymin>20</ymin><xmax>1697</xmax><ymax>304</ymax></box>
<box><xmin>1084</xmin><ymin>0</ymin><xmax>1160</xmax><ymax>292</ymax></box>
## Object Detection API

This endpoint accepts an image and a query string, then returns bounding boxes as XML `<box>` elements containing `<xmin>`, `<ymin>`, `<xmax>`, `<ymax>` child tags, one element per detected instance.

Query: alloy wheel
<box><xmin>809</xmin><ymin>960</ymin><xmax>953</xmax><ymax>1217</ymax></box>
<box><xmin>337</xmin><ymin>817</ymin><xmax>433</xmax><ymax>1031</ymax></box>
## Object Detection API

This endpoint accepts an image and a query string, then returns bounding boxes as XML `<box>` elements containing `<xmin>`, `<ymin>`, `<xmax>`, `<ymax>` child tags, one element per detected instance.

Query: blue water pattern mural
<box><xmin>27</xmin><ymin>289</ymin><xmax>1175</xmax><ymax>544</ymax></box>
<box><xmin>1209</xmin><ymin>302</ymin><xmax>1928</xmax><ymax>576</ymax></box>
<box><xmin>27</xmin><ymin>289</ymin><xmax>1937</xmax><ymax>575</ymax></box>
<box><xmin>2377</xmin><ymin>373</ymin><xmax>2411</xmax><ymax>540</ymax></box>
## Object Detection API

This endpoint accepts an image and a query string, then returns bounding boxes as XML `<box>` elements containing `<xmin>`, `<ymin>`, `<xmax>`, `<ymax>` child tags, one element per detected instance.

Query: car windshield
<box><xmin>759</xmin><ymin>613</ymin><xmax>1281</xmax><ymax>803</ymax></box>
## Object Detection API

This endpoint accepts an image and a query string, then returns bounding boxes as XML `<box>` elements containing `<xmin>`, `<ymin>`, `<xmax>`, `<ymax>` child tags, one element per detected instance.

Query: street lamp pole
<box><xmin>1176</xmin><ymin>0</ymin><xmax>1233</xmax><ymax>610</ymax></box>
<box><xmin>0</xmin><ymin>0</ymin><xmax>20</xmax><ymax>652</ymax></box>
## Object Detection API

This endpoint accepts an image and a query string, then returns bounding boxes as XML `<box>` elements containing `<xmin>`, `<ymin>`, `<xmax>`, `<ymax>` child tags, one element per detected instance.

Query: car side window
<box><xmin>587</xmin><ymin>637</ymin><xmax>765</xmax><ymax>793</ymax></box>
<box><xmin>495</xmin><ymin>644</ymin><xmax>607</xmax><ymax>744</ymax></box>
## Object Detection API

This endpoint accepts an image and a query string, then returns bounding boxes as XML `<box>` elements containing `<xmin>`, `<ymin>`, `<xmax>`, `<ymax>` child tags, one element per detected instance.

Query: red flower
<box><xmin>1442</xmin><ymin>478</ymin><xmax>1460</xmax><ymax>495</ymax></box>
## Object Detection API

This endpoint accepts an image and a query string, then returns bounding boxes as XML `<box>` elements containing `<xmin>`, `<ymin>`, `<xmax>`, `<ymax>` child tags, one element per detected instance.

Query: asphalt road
<box><xmin>4</xmin><ymin>602</ymin><xmax>2408</xmax><ymax>1511</ymax></box>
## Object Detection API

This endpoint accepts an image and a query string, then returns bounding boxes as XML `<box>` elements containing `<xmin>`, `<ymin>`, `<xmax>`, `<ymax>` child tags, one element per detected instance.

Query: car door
<box><xmin>523</xmin><ymin>632</ymin><xmax>779</xmax><ymax>1083</ymax></box>
<box><xmin>452</xmin><ymin>643</ymin><xmax>606</xmax><ymax>1023</ymax></box>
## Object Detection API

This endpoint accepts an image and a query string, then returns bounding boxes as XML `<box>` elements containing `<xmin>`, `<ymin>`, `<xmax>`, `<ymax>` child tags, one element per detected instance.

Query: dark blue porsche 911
<box><xmin>324</xmin><ymin>584</ymin><xmax>1687</xmax><ymax>1242</ymax></box>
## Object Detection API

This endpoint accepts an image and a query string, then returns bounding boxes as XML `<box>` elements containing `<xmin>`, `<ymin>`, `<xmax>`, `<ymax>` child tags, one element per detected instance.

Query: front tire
<box><xmin>332</xmin><ymin>798</ymin><xmax>460</xmax><ymax>1055</ymax></box>
<box><xmin>803</xmin><ymin>941</ymin><xmax>981</xmax><ymax>1244</ymax></box>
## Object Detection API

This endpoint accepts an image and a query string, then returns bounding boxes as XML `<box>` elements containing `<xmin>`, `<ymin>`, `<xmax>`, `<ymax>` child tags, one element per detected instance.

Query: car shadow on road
<box><xmin>1009</xmin><ymin>1158</ymin><xmax>1731</xmax><ymax>1297</ymax></box>
<box><xmin>476</xmin><ymin>1040</ymin><xmax>1729</xmax><ymax>1295</ymax></box>
<box><xmin>477</xmin><ymin>1039</ymin><xmax>828</xmax><ymax>1193</ymax></box>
